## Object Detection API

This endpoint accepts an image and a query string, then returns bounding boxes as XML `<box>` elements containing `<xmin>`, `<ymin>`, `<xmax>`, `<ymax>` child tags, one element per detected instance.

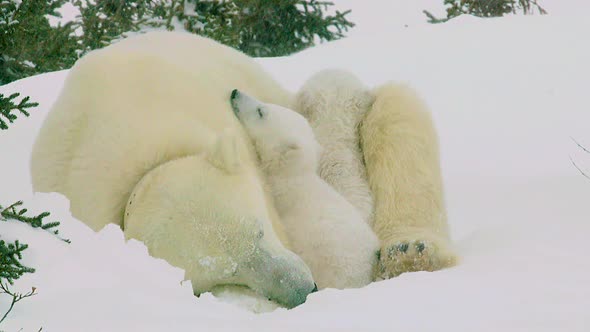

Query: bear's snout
<box><xmin>230</xmin><ymin>89</ymin><xmax>241</xmax><ymax>115</ymax></box>
<box><xmin>231</xmin><ymin>89</ymin><xmax>239</xmax><ymax>100</ymax></box>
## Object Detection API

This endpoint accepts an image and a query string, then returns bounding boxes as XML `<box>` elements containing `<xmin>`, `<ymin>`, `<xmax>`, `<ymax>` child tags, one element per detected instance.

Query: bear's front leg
<box><xmin>361</xmin><ymin>83</ymin><xmax>458</xmax><ymax>280</ymax></box>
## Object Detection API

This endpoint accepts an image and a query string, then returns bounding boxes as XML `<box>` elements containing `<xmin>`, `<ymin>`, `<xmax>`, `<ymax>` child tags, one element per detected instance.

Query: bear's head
<box><xmin>230</xmin><ymin>89</ymin><xmax>321</xmax><ymax>176</ymax></box>
<box><xmin>294</xmin><ymin>69</ymin><xmax>374</xmax><ymax>127</ymax></box>
<box><xmin>124</xmin><ymin>129</ymin><xmax>317</xmax><ymax>308</ymax></box>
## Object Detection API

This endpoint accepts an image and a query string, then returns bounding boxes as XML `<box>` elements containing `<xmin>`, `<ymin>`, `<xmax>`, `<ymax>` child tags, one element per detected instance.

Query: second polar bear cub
<box><xmin>231</xmin><ymin>89</ymin><xmax>379</xmax><ymax>289</ymax></box>
<box><xmin>294</xmin><ymin>69</ymin><xmax>375</xmax><ymax>225</ymax></box>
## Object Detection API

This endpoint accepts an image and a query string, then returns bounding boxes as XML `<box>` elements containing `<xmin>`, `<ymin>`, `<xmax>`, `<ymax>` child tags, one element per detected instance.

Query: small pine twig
<box><xmin>0</xmin><ymin>281</ymin><xmax>37</xmax><ymax>324</ymax></box>
<box><xmin>0</xmin><ymin>201</ymin><xmax>70</xmax><ymax>243</ymax></box>
<box><xmin>166</xmin><ymin>0</ymin><xmax>179</xmax><ymax>30</ymax></box>
<box><xmin>570</xmin><ymin>156</ymin><xmax>590</xmax><ymax>181</ymax></box>
<box><xmin>570</xmin><ymin>137</ymin><xmax>590</xmax><ymax>181</ymax></box>
<box><xmin>571</xmin><ymin>137</ymin><xmax>590</xmax><ymax>154</ymax></box>
<box><xmin>530</xmin><ymin>0</ymin><xmax>548</xmax><ymax>14</ymax></box>
<box><xmin>0</xmin><ymin>93</ymin><xmax>39</xmax><ymax>131</ymax></box>
<box><xmin>0</xmin><ymin>200</ymin><xmax>67</xmax><ymax>325</ymax></box>
<box><xmin>423</xmin><ymin>10</ymin><xmax>449</xmax><ymax>24</ymax></box>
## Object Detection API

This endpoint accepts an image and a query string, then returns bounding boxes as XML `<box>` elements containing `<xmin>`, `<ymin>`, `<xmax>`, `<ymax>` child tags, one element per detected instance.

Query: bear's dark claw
<box><xmin>416</xmin><ymin>242</ymin><xmax>426</xmax><ymax>253</ymax></box>
<box><xmin>398</xmin><ymin>243</ymin><xmax>409</xmax><ymax>253</ymax></box>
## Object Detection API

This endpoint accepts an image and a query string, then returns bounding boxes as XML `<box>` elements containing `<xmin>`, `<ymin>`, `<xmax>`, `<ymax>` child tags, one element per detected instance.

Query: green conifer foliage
<box><xmin>0</xmin><ymin>0</ymin><xmax>79</xmax><ymax>84</ymax></box>
<box><xmin>425</xmin><ymin>0</ymin><xmax>546</xmax><ymax>23</ymax></box>
<box><xmin>73</xmin><ymin>0</ymin><xmax>170</xmax><ymax>52</ymax></box>
<box><xmin>0</xmin><ymin>200</ymin><xmax>70</xmax><ymax>285</ymax></box>
<box><xmin>0</xmin><ymin>93</ymin><xmax>38</xmax><ymax>130</ymax></box>
<box><xmin>0</xmin><ymin>237</ymin><xmax>37</xmax><ymax>324</ymax></box>
<box><xmin>0</xmin><ymin>1</ymin><xmax>354</xmax><ymax>85</ymax></box>
<box><xmin>182</xmin><ymin>0</ymin><xmax>354</xmax><ymax>57</ymax></box>
<box><xmin>0</xmin><ymin>201</ymin><xmax>70</xmax><ymax>243</ymax></box>
<box><xmin>0</xmin><ymin>240</ymin><xmax>35</xmax><ymax>285</ymax></box>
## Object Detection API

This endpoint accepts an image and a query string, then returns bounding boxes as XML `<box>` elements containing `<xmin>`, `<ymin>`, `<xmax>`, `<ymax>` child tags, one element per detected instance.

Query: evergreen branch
<box><xmin>166</xmin><ymin>0</ymin><xmax>179</xmax><ymax>30</ymax></box>
<box><xmin>425</xmin><ymin>0</ymin><xmax>548</xmax><ymax>23</ymax></box>
<box><xmin>570</xmin><ymin>156</ymin><xmax>590</xmax><ymax>181</ymax></box>
<box><xmin>3</xmin><ymin>0</ymin><xmax>354</xmax><ymax>78</ymax></box>
<box><xmin>0</xmin><ymin>93</ymin><xmax>39</xmax><ymax>130</ymax></box>
<box><xmin>526</xmin><ymin>0</ymin><xmax>547</xmax><ymax>14</ymax></box>
<box><xmin>0</xmin><ymin>201</ymin><xmax>71</xmax><ymax>243</ymax></box>
<box><xmin>0</xmin><ymin>281</ymin><xmax>37</xmax><ymax>324</ymax></box>
<box><xmin>570</xmin><ymin>137</ymin><xmax>590</xmax><ymax>181</ymax></box>
<box><xmin>0</xmin><ymin>239</ymin><xmax>35</xmax><ymax>284</ymax></box>
<box><xmin>0</xmin><ymin>200</ymin><xmax>68</xmax><ymax>324</ymax></box>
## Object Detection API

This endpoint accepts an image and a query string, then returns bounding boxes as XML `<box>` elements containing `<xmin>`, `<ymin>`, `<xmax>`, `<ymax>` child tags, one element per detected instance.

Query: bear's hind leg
<box><xmin>361</xmin><ymin>83</ymin><xmax>458</xmax><ymax>280</ymax></box>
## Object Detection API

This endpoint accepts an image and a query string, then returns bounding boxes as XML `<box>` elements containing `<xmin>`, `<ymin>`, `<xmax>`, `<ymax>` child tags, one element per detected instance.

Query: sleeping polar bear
<box><xmin>30</xmin><ymin>31</ymin><xmax>316</xmax><ymax>308</ymax></box>
<box><xmin>31</xmin><ymin>31</ymin><xmax>456</xmax><ymax>308</ymax></box>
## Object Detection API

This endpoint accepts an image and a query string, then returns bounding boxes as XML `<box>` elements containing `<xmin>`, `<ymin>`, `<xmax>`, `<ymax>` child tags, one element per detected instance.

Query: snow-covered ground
<box><xmin>2</xmin><ymin>1</ymin><xmax>590</xmax><ymax>331</ymax></box>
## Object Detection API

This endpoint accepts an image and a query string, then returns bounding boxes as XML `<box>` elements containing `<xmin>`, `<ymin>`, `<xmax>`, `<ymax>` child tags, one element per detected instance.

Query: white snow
<box><xmin>46</xmin><ymin>2</ymin><xmax>81</xmax><ymax>28</ymax></box>
<box><xmin>1</xmin><ymin>1</ymin><xmax>590</xmax><ymax>331</ymax></box>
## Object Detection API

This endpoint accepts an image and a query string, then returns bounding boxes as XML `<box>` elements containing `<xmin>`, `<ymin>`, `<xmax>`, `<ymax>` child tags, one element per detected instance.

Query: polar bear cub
<box><xmin>294</xmin><ymin>69</ymin><xmax>375</xmax><ymax>225</ymax></box>
<box><xmin>230</xmin><ymin>89</ymin><xmax>379</xmax><ymax>289</ymax></box>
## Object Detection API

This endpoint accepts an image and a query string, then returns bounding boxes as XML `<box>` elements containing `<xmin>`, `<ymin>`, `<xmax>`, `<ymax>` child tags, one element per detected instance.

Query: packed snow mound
<box><xmin>2</xmin><ymin>7</ymin><xmax>590</xmax><ymax>332</ymax></box>
<box><xmin>0</xmin><ymin>193</ymin><xmax>267</xmax><ymax>331</ymax></box>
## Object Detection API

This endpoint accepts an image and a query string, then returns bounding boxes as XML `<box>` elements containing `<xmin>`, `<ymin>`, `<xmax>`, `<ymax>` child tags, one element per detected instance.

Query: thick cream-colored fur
<box><xmin>232</xmin><ymin>90</ymin><xmax>379</xmax><ymax>289</ymax></box>
<box><xmin>31</xmin><ymin>31</ymin><xmax>290</xmax><ymax>242</ymax></box>
<box><xmin>32</xmin><ymin>29</ymin><xmax>455</xmax><ymax>296</ymax></box>
<box><xmin>124</xmin><ymin>130</ymin><xmax>315</xmax><ymax>308</ymax></box>
<box><xmin>294</xmin><ymin>69</ymin><xmax>375</xmax><ymax>225</ymax></box>
<box><xmin>360</xmin><ymin>83</ymin><xmax>458</xmax><ymax>279</ymax></box>
<box><xmin>29</xmin><ymin>32</ymin><xmax>318</xmax><ymax>307</ymax></box>
<box><xmin>293</xmin><ymin>71</ymin><xmax>457</xmax><ymax>279</ymax></box>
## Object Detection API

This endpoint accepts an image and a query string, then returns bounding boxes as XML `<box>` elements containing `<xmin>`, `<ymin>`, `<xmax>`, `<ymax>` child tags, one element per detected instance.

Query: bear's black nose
<box><xmin>311</xmin><ymin>283</ymin><xmax>318</xmax><ymax>293</ymax></box>
<box><xmin>231</xmin><ymin>89</ymin><xmax>239</xmax><ymax>100</ymax></box>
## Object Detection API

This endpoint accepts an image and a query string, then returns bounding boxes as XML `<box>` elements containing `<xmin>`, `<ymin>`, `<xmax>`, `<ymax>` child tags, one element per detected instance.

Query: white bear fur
<box><xmin>31</xmin><ymin>31</ymin><xmax>290</xmax><ymax>241</ymax></box>
<box><xmin>231</xmin><ymin>90</ymin><xmax>379</xmax><ymax>289</ymax></box>
<box><xmin>294</xmin><ymin>69</ymin><xmax>375</xmax><ymax>225</ymax></box>
<box><xmin>30</xmin><ymin>31</ymin><xmax>317</xmax><ymax>308</ymax></box>
<box><xmin>295</xmin><ymin>70</ymin><xmax>458</xmax><ymax>279</ymax></box>
<box><xmin>124</xmin><ymin>130</ymin><xmax>315</xmax><ymax>307</ymax></box>
<box><xmin>31</xmin><ymin>29</ymin><xmax>456</xmax><ymax>296</ymax></box>
<box><xmin>361</xmin><ymin>83</ymin><xmax>458</xmax><ymax>279</ymax></box>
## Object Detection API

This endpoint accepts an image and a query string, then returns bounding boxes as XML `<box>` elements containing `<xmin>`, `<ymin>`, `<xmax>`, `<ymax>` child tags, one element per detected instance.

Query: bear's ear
<box><xmin>208</xmin><ymin>128</ymin><xmax>243</xmax><ymax>174</ymax></box>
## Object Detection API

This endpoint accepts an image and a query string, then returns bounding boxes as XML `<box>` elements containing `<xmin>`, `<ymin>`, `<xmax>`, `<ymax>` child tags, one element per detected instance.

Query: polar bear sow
<box><xmin>231</xmin><ymin>89</ymin><xmax>379</xmax><ymax>289</ymax></box>
<box><xmin>30</xmin><ymin>31</ymin><xmax>316</xmax><ymax>308</ymax></box>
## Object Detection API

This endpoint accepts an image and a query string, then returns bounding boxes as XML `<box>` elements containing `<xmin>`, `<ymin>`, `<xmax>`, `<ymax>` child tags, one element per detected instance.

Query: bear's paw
<box><xmin>374</xmin><ymin>236</ymin><xmax>457</xmax><ymax>280</ymax></box>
